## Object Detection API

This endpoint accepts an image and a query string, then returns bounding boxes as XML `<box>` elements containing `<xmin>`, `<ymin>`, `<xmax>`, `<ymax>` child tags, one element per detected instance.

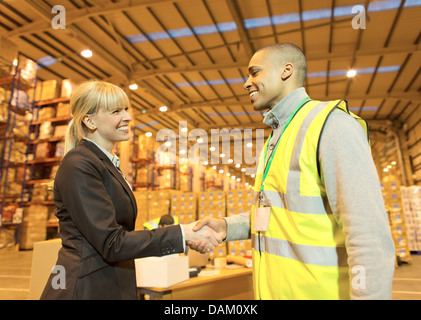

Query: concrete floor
<box><xmin>0</xmin><ymin>249</ymin><xmax>420</xmax><ymax>300</ymax></box>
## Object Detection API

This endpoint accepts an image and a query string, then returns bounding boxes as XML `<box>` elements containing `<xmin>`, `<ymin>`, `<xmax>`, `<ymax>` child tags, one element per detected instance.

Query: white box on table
<box><xmin>135</xmin><ymin>254</ymin><xmax>188</xmax><ymax>288</ymax></box>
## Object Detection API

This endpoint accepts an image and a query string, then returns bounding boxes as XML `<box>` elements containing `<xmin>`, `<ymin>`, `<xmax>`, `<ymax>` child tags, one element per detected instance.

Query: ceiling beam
<box><xmin>138</xmin><ymin>90</ymin><xmax>421</xmax><ymax>117</ymax></box>
<box><xmin>130</xmin><ymin>44</ymin><xmax>421</xmax><ymax>79</ymax></box>
<box><xmin>225</xmin><ymin>0</ymin><xmax>254</xmax><ymax>59</ymax></box>
<box><xmin>8</xmin><ymin>0</ymin><xmax>190</xmax><ymax>38</ymax></box>
<box><xmin>22</xmin><ymin>0</ymin><xmax>130</xmax><ymax>80</ymax></box>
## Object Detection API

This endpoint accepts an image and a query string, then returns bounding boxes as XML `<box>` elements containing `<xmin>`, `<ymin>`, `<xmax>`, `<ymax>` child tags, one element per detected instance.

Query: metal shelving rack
<box><xmin>0</xmin><ymin>54</ymin><xmax>37</xmax><ymax>249</ymax></box>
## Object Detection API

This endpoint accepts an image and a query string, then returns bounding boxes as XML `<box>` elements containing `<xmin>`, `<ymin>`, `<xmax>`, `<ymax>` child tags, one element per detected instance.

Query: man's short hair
<box><xmin>258</xmin><ymin>43</ymin><xmax>307</xmax><ymax>86</ymax></box>
<box><xmin>159</xmin><ymin>214</ymin><xmax>174</xmax><ymax>226</ymax></box>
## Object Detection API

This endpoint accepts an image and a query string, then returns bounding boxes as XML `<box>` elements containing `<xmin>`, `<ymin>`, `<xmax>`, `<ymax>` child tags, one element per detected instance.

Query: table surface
<box><xmin>139</xmin><ymin>266</ymin><xmax>252</xmax><ymax>293</ymax></box>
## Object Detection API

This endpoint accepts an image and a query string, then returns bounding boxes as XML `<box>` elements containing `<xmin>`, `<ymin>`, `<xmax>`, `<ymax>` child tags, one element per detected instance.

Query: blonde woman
<box><xmin>41</xmin><ymin>81</ymin><xmax>221</xmax><ymax>300</ymax></box>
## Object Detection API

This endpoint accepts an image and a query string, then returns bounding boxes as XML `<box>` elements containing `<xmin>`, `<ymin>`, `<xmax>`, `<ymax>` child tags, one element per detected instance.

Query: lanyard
<box><xmin>260</xmin><ymin>97</ymin><xmax>310</xmax><ymax>192</ymax></box>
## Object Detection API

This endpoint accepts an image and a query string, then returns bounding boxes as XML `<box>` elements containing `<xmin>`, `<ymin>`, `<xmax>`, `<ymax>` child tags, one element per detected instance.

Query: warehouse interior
<box><xmin>0</xmin><ymin>0</ymin><xmax>421</xmax><ymax>300</ymax></box>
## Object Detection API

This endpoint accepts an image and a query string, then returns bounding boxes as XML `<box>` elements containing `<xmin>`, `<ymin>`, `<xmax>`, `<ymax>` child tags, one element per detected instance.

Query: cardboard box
<box><xmin>135</xmin><ymin>255</ymin><xmax>188</xmax><ymax>288</ymax></box>
<box><xmin>61</xmin><ymin>79</ymin><xmax>77</xmax><ymax>98</ymax></box>
<box><xmin>28</xmin><ymin>239</ymin><xmax>62</xmax><ymax>299</ymax></box>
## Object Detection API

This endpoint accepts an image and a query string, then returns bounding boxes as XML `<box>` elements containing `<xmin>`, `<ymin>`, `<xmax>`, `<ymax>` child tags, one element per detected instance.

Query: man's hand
<box><xmin>187</xmin><ymin>217</ymin><xmax>227</xmax><ymax>253</ymax></box>
<box><xmin>183</xmin><ymin>222</ymin><xmax>222</xmax><ymax>253</ymax></box>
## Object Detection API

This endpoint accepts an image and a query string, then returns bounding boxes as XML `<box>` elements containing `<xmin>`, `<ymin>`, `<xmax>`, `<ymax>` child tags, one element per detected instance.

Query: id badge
<box><xmin>254</xmin><ymin>192</ymin><xmax>271</xmax><ymax>232</ymax></box>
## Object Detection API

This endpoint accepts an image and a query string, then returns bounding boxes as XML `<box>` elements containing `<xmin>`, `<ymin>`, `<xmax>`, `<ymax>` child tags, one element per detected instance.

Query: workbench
<box><xmin>138</xmin><ymin>267</ymin><xmax>253</xmax><ymax>300</ymax></box>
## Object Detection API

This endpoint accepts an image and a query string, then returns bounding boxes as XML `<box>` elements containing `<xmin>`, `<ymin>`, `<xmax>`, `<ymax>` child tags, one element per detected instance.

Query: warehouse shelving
<box><xmin>0</xmin><ymin>55</ymin><xmax>37</xmax><ymax>250</ymax></box>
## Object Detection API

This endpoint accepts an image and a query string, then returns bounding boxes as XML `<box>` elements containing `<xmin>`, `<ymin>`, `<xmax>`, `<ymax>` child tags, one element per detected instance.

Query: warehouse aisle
<box><xmin>0</xmin><ymin>249</ymin><xmax>420</xmax><ymax>300</ymax></box>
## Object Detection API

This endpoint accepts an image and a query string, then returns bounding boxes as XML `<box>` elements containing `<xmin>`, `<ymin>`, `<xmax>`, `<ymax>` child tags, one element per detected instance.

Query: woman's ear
<box><xmin>82</xmin><ymin>115</ymin><xmax>96</xmax><ymax>131</ymax></box>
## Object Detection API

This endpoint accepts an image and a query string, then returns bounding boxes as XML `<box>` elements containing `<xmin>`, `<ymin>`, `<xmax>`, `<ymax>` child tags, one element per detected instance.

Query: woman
<box><xmin>41</xmin><ymin>81</ymin><xmax>220</xmax><ymax>300</ymax></box>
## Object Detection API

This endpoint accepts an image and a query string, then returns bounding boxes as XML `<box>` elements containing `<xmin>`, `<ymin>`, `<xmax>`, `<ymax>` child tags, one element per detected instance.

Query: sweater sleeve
<box><xmin>319</xmin><ymin>109</ymin><xmax>396</xmax><ymax>299</ymax></box>
<box><xmin>224</xmin><ymin>212</ymin><xmax>251</xmax><ymax>241</ymax></box>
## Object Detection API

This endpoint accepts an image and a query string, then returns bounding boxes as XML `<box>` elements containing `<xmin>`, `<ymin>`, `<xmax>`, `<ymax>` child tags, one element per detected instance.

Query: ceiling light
<box><xmin>81</xmin><ymin>49</ymin><xmax>93</xmax><ymax>58</ymax></box>
<box><xmin>145</xmin><ymin>132</ymin><xmax>152</xmax><ymax>137</ymax></box>
<box><xmin>159</xmin><ymin>106</ymin><xmax>168</xmax><ymax>112</ymax></box>
<box><xmin>181</xmin><ymin>127</ymin><xmax>188</xmax><ymax>133</ymax></box>
<box><xmin>241</xmin><ymin>168</ymin><xmax>246</xmax><ymax>172</ymax></box>
<box><xmin>210</xmin><ymin>146</ymin><xmax>215</xmax><ymax>152</ymax></box>
<box><xmin>246</xmin><ymin>142</ymin><xmax>253</xmax><ymax>148</ymax></box>
<box><xmin>129</xmin><ymin>84</ymin><xmax>138</xmax><ymax>90</ymax></box>
<box><xmin>219</xmin><ymin>169</ymin><xmax>224</xmax><ymax>174</ymax></box>
<box><xmin>203</xmin><ymin>161</ymin><xmax>208</xmax><ymax>166</ymax></box>
<box><xmin>226</xmin><ymin>173</ymin><xmax>230</xmax><ymax>177</ymax></box>
<box><xmin>347</xmin><ymin>69</ymin><xmax>357</xmax><ymax>78</ymax></box>
<box><xmin>220</xmin><ymin>153</ymin><xmax>225</xmax><ymax>158</ymax></box>
<box><xmin>236</xmin><ymin>178</ymin><xmax>241</xmax><ymax>182</ymax></box>
<box><xmin>235</xmin><ymin>164</ymin><xmax>241</xmax><ymax>168</ymax></box>
<box><xmin>165</xmin><ymin>141</ymin><xmax>171</xmax><ymax>147</ymax></box>
<box><xmin>228</xmin><ymin>159</ymin><xmax>233</xmax><ymax>164</ymax></box>
<box><xmin>197</xmin><ymin>138</ymin><xmax>203</xmax><ymax>143</ymax></box>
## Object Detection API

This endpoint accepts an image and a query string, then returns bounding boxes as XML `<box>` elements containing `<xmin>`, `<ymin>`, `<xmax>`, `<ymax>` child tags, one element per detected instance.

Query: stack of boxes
<box><xmin>179</xmin><ymin>165</ymin><xmax>192</xmax><ymax>192</ymax></box>
<box><xmin>197</xmin><ymin>190</ymin><xmax>226</xmax><ymax>258</ymax></box>
<box><xmin>137</xmin><ymin>135</ymin><xmax>155</xmax><ymax>160</ymax></box>
<box><xmin>381</xmin><ymin>174</ymin><xmax>412</xmax><ymax>264</ymax></box>
<box><xmin>19</xmin><ymin>205</ymin><xmax>54</xmax><ymax>249</ymax></box>
<box><xmin>147</xmin><ymin>190</ymin><xmax>171</xmax><ymax>222</ymax></box>
<box><xmin>27</xmin><ymin>80</ymin><xmax>61</xmax><ymax>102</ymax></box>
<box><xmin>401</xmin><ymin>186</ymin><xmax>421</xmax><ymax>252</ymax></box>
<box><xmin>132</xmin><ymin>188</ymin><xmax>255</xmax><ymax>260</ymax></box>
<box><xmin>226</xmin><ymin>189</ymin><xmax>253</xmax><ymax>257</ymax></box>
<box><xmin>198</xmin><ymin>190</ymin><xmax>225</xmax><ymax>221</ymax></box>
<box><xmin>170</xmin><ymin>191</ymin><xmax>197</xmax><ymax>225</ymax></box>
<box><xmin>133</xmin><ymin>190</ymin><xmax>148</xmax><ymax>231</ymax></box>
<box><xmin>134</xmin><ymin>135</ymin><xmax>157</xmax><ymax>188</ymax></box>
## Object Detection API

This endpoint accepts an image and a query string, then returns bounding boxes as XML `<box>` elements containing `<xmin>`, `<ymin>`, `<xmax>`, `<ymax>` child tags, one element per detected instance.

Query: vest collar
<box><xmin>263</xmin><ymin>87</ymin><xmax>309</xmax><ymax>129</ymax></box>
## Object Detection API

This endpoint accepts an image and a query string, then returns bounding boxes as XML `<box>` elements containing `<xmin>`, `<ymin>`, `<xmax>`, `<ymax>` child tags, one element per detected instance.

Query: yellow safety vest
<box><xmin>251</xmin><ymin>99</ymin><xmax>368</xmax><ymax>300</ymax></box>
<box><xmin>143</xmin><ymin>216</ymin><xmax>179</xmax><ymax>230</ymax></box>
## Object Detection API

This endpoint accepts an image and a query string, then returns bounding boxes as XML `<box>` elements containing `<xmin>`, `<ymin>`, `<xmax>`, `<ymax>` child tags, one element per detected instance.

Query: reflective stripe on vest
<box><xmin>251</xmin><ymin>234</ymin><xmax>348</xmax><ymax>267</ymax></box>
<box><xmin>251</xmin><ymin>99</ymin><xmax>368</xmax><ymax>300</ymax></box>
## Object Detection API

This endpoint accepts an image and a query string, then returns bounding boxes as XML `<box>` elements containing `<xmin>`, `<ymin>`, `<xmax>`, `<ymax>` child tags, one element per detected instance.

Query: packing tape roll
<box><xmin>214</xmin><ymin>257</ymin><xmax>227</xmax><ymax>269</ymax></box>
<box><xmin>226</xmin><ymin>255</ymin><xmax>252</xmax><ymax>268</ymax></box>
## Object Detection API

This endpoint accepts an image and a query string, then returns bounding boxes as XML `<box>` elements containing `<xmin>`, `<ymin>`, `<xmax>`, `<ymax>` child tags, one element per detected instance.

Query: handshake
<box><xmin>183</xmin><ymin>217</ymin><xmax>227</xmax><ymax>254</ymax></box>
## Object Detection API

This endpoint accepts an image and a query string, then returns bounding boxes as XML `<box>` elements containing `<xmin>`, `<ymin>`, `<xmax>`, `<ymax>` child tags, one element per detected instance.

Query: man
<box><xmin>143</xmin><ymin>214</ymin><xmax>178</xmax><ymax>229</ymax></box>
<box><xmin>190</xmin><ymin>43</ymin><xmax>395</xmax><ymax>299</ymax></box>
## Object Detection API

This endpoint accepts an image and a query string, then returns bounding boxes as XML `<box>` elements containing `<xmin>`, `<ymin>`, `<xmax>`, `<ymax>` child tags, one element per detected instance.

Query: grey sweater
<box><xmin>224</xmin><ymin>87</ymin><xmax>395</xmax><ymax>300</ymax></box>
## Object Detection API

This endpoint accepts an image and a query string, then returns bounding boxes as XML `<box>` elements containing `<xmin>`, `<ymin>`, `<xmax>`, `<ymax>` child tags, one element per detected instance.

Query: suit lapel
<box><xmin>80</xmin><ymin>140</ymin><xmax>137</xmax><ymax>215</ymax></box>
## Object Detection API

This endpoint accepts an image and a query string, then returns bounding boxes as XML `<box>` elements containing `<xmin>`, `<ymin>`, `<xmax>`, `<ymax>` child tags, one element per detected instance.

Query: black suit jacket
<box><xmin>41</xmin><ymin>140</ymin><xmax>183</xmax><ymax>300</ymax></box>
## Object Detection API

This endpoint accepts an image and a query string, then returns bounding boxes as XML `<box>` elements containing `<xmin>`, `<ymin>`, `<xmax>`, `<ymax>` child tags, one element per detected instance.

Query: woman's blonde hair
<box><xmin>64</xmin><ymin>80</ymin><xmax>130</xmax><ymax>155</ymax></box>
